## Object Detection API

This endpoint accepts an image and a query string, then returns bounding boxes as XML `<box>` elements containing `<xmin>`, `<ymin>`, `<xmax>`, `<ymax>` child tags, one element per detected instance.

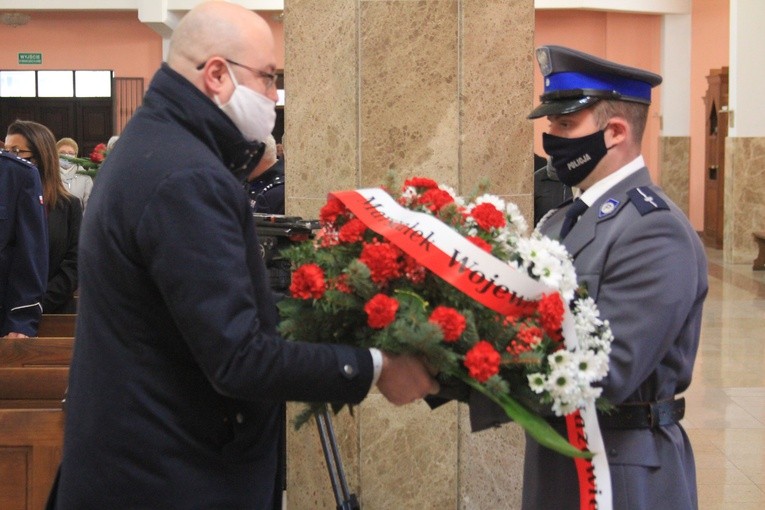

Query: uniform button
<box><xmin>343</xmin><ymin>364</ymin><xmax>355</xmax><ymax>376</ymax></box>
<box><xmin>236</xmin><ymin>413</ymin><xmax>244</xmax><ymax>424</ymax></box>
<box><xmin>609</xmin><ymin>449</ymin><xmax>618</xmax><ymax>457</ymax></box>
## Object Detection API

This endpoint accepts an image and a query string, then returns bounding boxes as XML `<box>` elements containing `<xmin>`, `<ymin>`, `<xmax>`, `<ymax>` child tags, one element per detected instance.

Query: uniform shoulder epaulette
<box><xmin>0</xmin><ymin>149</ymin><xmax>36</xmax><ymax>168</ymax></box>
<box><xmin>626</xmin><ymin>186</ymin><xmax>669</xmax><ymax>216</ymax></box>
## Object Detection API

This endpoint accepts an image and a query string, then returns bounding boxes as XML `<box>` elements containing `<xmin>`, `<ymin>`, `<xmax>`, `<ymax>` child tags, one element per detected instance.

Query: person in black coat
<box><xmin>48</xmin><ymin>3</ymin><xmax>438</xmax><ymax>509</ymax></box>
<box><xmin>6</xmin><ymin>120</ymin><xmax>82</xmax><ymax>314</ymax></box>
<box><xmin>0</xmin><ymin>150</ymin><xmax>48</xmax><ymax>337</ymax></box>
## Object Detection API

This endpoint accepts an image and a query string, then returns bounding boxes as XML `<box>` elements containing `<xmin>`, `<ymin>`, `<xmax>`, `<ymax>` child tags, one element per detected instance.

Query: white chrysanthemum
<box><xmin>527</xmin><ymin>373</ymin><xmax>547</xmax><ymax>394</ymax></box>
<box><xmin>573</xmin><ymin>350</ymin><xmax>603</xmax><ymax>383</ymax></box>
<box><xmin>548</xmin><ymin>349</ymin><xmax>573</xmax><ymax>370</ymax></box>
<box><xmin>546</xmin><ymin>367</ymin><xmax>577</xmax><ymax>398</ymax></box>
<box><xmin>552</xmin><ymin>399</ymin><xmax>578</xmax><ymax>416</ymax></box>
<box><xmin>504</xmin><ymin>201</ymin><xmax>528</xmax><ymax>235</ymax></box>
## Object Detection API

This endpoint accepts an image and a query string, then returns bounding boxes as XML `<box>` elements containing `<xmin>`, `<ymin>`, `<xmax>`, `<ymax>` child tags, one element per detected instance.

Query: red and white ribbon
<box><xmin>332</xmin><ymin>188</ymin><xmax>612</xmax><ymax>510</ymax></box>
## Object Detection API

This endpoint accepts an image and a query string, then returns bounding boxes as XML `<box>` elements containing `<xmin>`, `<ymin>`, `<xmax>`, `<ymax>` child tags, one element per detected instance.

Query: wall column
<box><xmin>723</xmin><ymin>0</ymin><xmax>765</xmax><ymax>265</ymax></box>
<box><xmin>284</xmin><ymin>0</ymin><xmax>534</xmax><ymax>508</ymax></box>
<box><xmin>659</xmin><ymin>13</ymin><xmax>692</xmax><ymax>217</ymax></box>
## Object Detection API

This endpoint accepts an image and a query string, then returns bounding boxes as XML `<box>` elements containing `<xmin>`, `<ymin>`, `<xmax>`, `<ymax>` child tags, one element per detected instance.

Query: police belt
<box><xmin>550</xmin><ymin>397</ymin><xmax>685</xmax><ymax>430</ymax></box>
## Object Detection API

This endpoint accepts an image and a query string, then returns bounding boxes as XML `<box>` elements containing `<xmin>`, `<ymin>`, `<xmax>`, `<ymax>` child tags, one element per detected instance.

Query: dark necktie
<box><xmin>559</xmin><ymin>198</ymin><xmax>588</xmax><ymax>240</ymax></box>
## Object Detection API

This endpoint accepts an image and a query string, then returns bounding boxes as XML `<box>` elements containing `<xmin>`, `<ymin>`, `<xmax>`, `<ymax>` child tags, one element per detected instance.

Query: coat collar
<box><xmin>143</xmin><ymin>64</ymin><xmax>265</xmax><ymax>181</ymax></box>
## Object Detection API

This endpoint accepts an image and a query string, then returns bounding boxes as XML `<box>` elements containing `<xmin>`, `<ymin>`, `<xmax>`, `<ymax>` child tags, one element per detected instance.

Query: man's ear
<box><xmin>604</xmin><ymin>117</ymin><xmax>629</xmax><ymax>149</ymax></box>
<box><xmin>200</xmin><ymin>57</ymin><xmax>230</xmax><ymax>98</ymax></box>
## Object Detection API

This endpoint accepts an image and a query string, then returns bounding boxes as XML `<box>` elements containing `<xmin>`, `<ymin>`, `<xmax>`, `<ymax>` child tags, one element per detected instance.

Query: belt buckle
<box><xmin>647</xmin><ymin>401</ymin><xmax>658</xmax><ymax>428</ymax></box>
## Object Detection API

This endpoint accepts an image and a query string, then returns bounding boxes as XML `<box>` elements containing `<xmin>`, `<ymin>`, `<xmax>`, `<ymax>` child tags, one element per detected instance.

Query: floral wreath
<box><xmin>278</xmin><ymin>176</ymin><xmax>613</xmax><ymax>459</ymax></box>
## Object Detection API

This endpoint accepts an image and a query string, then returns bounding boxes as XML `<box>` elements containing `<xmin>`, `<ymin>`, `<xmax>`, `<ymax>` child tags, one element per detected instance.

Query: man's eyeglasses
<box><xmin>196</xmin><ymin>58</ymin><xmax>279</xmax><ymax>90</ymax></box>
<box><xmin>6</xmin><ymin>147</ymin><xmax>34</xmax><ymax>157</ymax></box>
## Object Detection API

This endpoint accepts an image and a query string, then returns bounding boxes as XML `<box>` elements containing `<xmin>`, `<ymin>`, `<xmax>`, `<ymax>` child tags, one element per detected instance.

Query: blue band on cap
<box><xmin>546</xmin><ymin>72</ymin><xmax>652</xmax><ymax>101</ymax></box>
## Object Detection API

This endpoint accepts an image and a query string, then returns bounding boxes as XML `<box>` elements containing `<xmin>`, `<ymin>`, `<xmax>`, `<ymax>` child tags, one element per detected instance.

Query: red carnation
<box><xmin>338</xmin><ymin>218</ymin><xmax>367</xmax><ymax>244</ymax></box>
<box><xmin>418</xmin><ymin>188</ymin><xmax>454</xmax><ymax>213</ymax></box>
<box><xmin>319</xmin><ymin>196</ymin><xmax>347</xmax><ymax>225</ymax></box>
<box><xmin>467</xmin><ymin>236</ymin><xmax>492</xmax><ymax>253</ymax></box>
<box><xmin>402</xmin><ymin>254</ymin><xmax>427</xmax><ymax>284</ymax></box>
<box><xmin>289</xmin><ymin>263</ymin><xmax>327</xmax><ymax>299</ymax></box>
<box><xmin>359</xmin><ymin>241</ymin><xmax>402</xmax><ymax>285</ymax></box>
<box><xmin>364</xmin><ymin>293</ymin><xmax>399</xmax><ymax>329</ymax></box>
<box><xmin>331</xmin><ymin>274</ymin><xmax>352</xmax><ymax>293</ymax></box>
<box><xmin>464</xmin><ymin>340</ymin><xmax>501</xmax><ymax>383</ymax></box>
<box><xmin>429</xmin><ymin>306</ymin><xmax>467</xmax><ymax>342</ymax></box>
<box><xmin>403</xmin><ymin>177</ymin><xmax>439</xmax><ymax>190</ymax></box>
<box><xmin>90</xmin><ymin>143</ymin><xmax>107</xmax><ymax>163</ymax></box>
<box><xmin>507</xmin><ymin>325</ymin><xmax>544</xmax><ymax>355</ymax></box>
<box><xmin>470</xmin><ymin>203</ymin><xmax>506</xmax><ymax>230</ymax></box>
<box><xmin>538</xmin><ymin>293</ymin><xmax>564</xmax><ymax>341</ymax></box>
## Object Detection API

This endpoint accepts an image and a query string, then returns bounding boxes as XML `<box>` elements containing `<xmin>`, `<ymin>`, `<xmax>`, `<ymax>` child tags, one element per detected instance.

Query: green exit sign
<box><xmin>18</xmin><ymin>52</ymin><xmax>42</xmax><ymax>65</ymax></box>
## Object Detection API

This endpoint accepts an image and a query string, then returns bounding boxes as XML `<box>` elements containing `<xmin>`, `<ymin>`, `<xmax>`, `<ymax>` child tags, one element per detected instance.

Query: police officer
<box><xmin>246</xmin><ymin>134</ymin><xmax>284</xmax><ymax>214</ymax></box>
<box><xmin>0</xmin><ymin>150</ymin><xmax>48</xmax><ymax>337</ymax></box>
<box><xmin>522</xmin><ymin>45</ymin><xmax>707</xmax><ymax>510</ymax></box>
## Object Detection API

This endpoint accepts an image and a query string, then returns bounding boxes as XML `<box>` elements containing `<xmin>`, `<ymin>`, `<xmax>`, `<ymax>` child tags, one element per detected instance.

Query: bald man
<box><xmin>47</xmin><ymin>2</ymin><xmax>437</xmax><ymax>508</ymax></box>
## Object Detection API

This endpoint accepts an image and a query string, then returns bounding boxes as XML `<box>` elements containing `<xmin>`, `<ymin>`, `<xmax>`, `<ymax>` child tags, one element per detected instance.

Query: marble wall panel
<box><xmin>284</xmin><ymin>0</ymin><xmax>360</xmax><ymax>218</ymax></box>
<box><xmin>659</xmin><ymin>136</ymin><xmax>691</xmax><ymax>218</ymax></box>
<box><xmin>723</xmin><ymin>137</ymin><xmax>765</xmax><ymax>265</ymax></box>
<box><xmin>461</xmin><ymin>0</ymin><xmax>535</xmax><ymax>205</ymax></box>
<box><xmin>359</xmin><ymin>0</ymin><xmax>460</xmax><ymax>188</ymax></box>
<box><xmin>285</xmin><ymin>0</ymin><xmax>535</xmax><ymax>507</ymax></box>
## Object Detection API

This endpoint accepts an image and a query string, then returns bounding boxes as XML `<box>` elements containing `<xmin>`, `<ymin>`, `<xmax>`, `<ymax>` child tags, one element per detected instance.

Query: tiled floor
<box><xmin>684</xmin><ymin>248</ymin><xmax>765</xmax><ymax>510</ymax></box>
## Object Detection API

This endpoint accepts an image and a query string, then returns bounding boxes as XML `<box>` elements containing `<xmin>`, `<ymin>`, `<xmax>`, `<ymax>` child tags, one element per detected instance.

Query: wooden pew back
<box><xmin>0</xmin><ymin>337</ymin><xmax>72</xmax><ymax>409</ymax></box>
<box><xmin>37</xmin><ymin>313</ymin><xmax>77</xmax><ymax>338</ymax></box>
<box><xmin>0</xmin><ymin>334</ymin><xmax>73</xmax><ymax>509</ymax></box>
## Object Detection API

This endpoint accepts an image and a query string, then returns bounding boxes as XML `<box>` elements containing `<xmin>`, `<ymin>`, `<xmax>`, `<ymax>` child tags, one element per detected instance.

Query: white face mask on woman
<box><xmin>215</xmin><ymin>62</ymin><xmax>276</xmax><ymax>143</ymax></box>
<box><xmin>59</xmin><ymin>157</ymin><xmax>75</xmax><ymax>170</ymax></box>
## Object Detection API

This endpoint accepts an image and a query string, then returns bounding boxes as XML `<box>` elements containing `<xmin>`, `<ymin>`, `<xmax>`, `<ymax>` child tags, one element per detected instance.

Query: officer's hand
<box><xmin>376</xmin><ymin>352</ymin><xmax>440</xmax><ymax>406</ymax></box>
<box><xmin>4</xmin><ymin>332</ymin><xmax>29</xmax><ymax>338</ymax></box>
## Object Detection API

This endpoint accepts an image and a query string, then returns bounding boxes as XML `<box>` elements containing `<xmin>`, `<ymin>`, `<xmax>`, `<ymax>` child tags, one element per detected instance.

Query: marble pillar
<box><xmin>658</xmin><ymin>136</ymin><xmax>691</xmax><ymax>218</ymax></box>
<box><xmin>284</xmin><ymin>1</ymin><xmax>533</xmax><ymax>508</ymax></box>
<box><xmin>723</xmin><ymin>137</ymin><xmax>765</xmax><ymax>265</ymax></box>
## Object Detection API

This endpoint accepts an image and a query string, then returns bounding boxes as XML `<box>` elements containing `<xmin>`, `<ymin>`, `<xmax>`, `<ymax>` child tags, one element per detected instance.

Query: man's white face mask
<box><xmin>215</xmin><ymin>62</ymin><xmax>276</xmax><ymax>143</ymax></box>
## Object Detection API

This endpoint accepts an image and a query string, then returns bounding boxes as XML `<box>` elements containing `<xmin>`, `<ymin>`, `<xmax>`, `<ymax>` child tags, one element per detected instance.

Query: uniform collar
<box><xmin>578</xmin><ymin>155</ymin><xmax>645</xmax><ymax>207</ymax></box>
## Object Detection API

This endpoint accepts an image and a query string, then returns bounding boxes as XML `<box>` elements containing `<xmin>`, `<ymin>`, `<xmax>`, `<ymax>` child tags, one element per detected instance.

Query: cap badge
<box><xmin>536</xmin><ymin>47</ymin><xmax>552</xmax><ymax>76</ymax></box>
<box><xmin>598</xmin><ymin>198</ymin><xmax>619</xmax><ymax>218</ymax></box>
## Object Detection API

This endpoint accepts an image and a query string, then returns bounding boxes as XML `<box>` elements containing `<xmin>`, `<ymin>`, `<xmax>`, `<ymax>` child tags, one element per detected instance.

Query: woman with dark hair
<box><xmin>5</xmin><ymin>120</ymin><xmax>82</xmax><ymax>313</ymax></box>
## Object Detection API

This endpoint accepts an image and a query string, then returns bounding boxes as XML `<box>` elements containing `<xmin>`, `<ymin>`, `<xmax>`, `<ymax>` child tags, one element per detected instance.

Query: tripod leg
<box><xmin>316</xmin><ymin>405</ymin><xmax>361</xmax><ymax>510</ymax></box>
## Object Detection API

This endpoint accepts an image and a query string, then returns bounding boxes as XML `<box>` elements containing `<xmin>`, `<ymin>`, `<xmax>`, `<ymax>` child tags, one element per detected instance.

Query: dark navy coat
<box><xmin>51</xmin><ymin>65</ymin><xmax>374</xmax><ymax>509</ymax></box>
<box><xmin>0</xmin><ymin>151</ymin><xmax>48</xmax><ymax>336</ymax></box>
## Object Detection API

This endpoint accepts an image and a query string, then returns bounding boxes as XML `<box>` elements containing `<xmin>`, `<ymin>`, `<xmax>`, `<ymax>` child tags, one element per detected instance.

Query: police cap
<box><xmin>528</xmin><ymin>45</ymin><xmax>662</xmax><ymax>119</ymax></box>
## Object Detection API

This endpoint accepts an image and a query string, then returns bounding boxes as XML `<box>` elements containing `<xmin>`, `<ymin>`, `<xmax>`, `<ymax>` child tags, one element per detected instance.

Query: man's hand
<box><xmin>376</xmin><ymin>352</ymin><xmax>440</xmax><ymax>406</ymax></box>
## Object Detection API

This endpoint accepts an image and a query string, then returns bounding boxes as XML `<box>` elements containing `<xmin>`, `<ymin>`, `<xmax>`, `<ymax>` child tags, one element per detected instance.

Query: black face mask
<box><xmin>542</xmin><ymin>129</ymin><xmax>609</xmax><ymax>187</ymax></box>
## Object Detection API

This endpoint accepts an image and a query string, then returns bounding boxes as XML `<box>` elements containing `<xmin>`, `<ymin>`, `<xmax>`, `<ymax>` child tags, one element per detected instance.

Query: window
<box><xmin>0</xmin><ymin>71</ymin><xmax>35</xmax><ymax>97</ymax></box>
<box><xmin>0</xmin><ymin>70</ymin><xmax>113</xmax><ymax>98</ymax></box>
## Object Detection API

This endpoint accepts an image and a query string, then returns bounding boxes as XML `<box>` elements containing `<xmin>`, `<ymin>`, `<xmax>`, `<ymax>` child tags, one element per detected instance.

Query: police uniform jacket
<box><xmin>0</xmin><ymin>152</ymin><xmax>48</xmax><ymax>336</ymax></box>
<box><xmin>522</xmin><ymin>167</ymin><xmax>707</xmax><ymax>510</ymax></box>
<box><xmin>51</xmin><ymin>64</ymin><xmax>375</xmax><ymax>509</ymax></box>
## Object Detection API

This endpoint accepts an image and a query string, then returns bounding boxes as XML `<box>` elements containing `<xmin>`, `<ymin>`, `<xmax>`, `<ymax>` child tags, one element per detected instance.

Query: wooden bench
<box><xmin>0</xmin><ymin>408</ymin><xmax>65</xmax><ymax>510</ymax></box>
<box><xmin>37</xmin><ymin>313</ymin><xmax>77</xmax><ymax>338</ymax></box>
<box><xmin>0</xmin><ymin>336</ymin><xmax>73</xmax><ymax>408</ymax></box>
<box><xmin>754</xmin><ymin>232</ymin><xmax>765</xmax><ymax>270</ymax></box>
<box><xmin>0</xmin><ymin>335</ymin><xmax>73</xmax><ymax>509</ymax></box>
